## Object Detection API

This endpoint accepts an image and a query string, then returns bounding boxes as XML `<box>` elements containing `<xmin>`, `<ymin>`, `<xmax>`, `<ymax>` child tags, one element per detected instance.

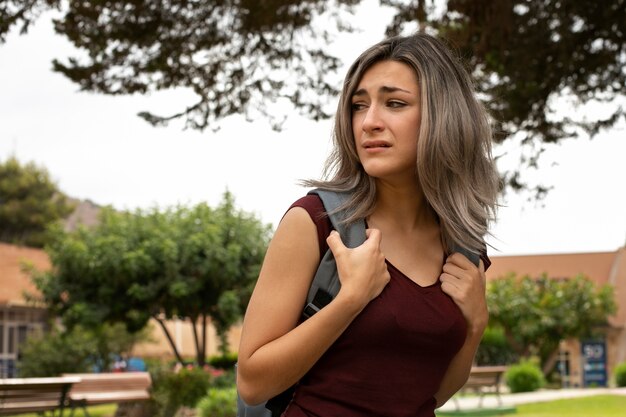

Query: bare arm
<box><xmin>435</xmin><ymin>254</ymin><xmax>488</xmax><ymax>407</ymax></box>
<box><xmin>237</xmin><ymin>207</ymin><xmax>389</xmax><ymax>405</ymax></box>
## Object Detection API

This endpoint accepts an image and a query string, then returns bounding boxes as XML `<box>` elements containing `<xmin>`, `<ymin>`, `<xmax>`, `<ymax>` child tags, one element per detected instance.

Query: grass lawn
<box><xmin>437</xmin><ymin>395</ymin><xmax>626</xmax><ymax>417</ymax></box>
<box><xmin>9</xmin><ymin>404</ymin><xmax>117</xmax><ymax>417</ymax></box>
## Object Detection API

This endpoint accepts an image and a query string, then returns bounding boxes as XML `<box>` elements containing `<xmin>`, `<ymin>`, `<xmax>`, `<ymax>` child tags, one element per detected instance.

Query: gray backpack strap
<box><xmin>451</xmin><ymin>245</ymin><xmax>481</xmax><ymax>267</ymax></box>
<box><xmin>302</xmin><ymin>189</ymin><xmax>367</xmax><ymax>320</ymax></box>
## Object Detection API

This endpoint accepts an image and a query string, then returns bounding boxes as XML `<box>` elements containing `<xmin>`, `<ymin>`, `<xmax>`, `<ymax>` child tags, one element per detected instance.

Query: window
<box><xmin>8</xmin><ymin>326</ymin><xmax>15</xmax><ymax>354</ymax></box>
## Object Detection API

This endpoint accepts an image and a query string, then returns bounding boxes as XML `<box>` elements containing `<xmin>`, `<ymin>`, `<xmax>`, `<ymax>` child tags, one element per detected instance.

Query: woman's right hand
<box><xmin>238</xmin><ymin>209</ymin><xmax>386</xmax><ymax>405</ymax></box>
<box><xmin>326</xmin><ymin>228</ymin><xmax>390</xmax><ymax>310</ymax></box>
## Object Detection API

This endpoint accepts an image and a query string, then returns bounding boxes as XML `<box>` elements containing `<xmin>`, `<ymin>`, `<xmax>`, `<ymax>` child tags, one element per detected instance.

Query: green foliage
<box><xmin>505</xmin><ymin>358</ymin><xmax>546</xmax><ymax>393</ymax></box>
<box><xmin>384</xmin><ymin>0</ymin><xmax>626</xmax><ymax>197</ymax></box>
<box><xmin>18</xmin><ymin>326</ymin><xmax>95</xmax><ymax>377</ymax></box>
<box><xmin>90</xmin><ymin>322</ymin><xmax>154</xmax><ymax>371</ymax></box>
<box><xmin>0</xmin><ymin>0</ymin><xmax>359</xmax><ymax>131</ymax></box>
<box><xmin>151</xmin><ymin>366</ymin><xmax>212</xmax><ymax>417</ymax></box>
<box><xmin>615</xmin><ymin>362</ymin><xmax>626</xmax><ymax>387</ymax></box>
<box><xmin>475</xmin><ymin>325</ymin><xmax>519</xmax><ymax>366</ymax></box>
<box><xmin>211</xmin><ymin>369</ymin><xmax>237</xmax><ymax>389</ymax></box>
<box><xmin>212</xmin><ymin>291</ymin><xmax>242</xmax><ymax>356</ymax></box>
<box><xmin>487</xmin><ymin>273</ymin><xmax>616</xmax><ymax>373</ymax></box>
<box><xmin>196</xmin><ymin>388</ymin><xmax>238</xmax><ymax>417</ymax></box>
<box><xmin>29</xmin><ymin>191</ymin><xmax>270</xmax><ymax>364</ymax></box>
<box><xmin>209</xmin><ymin>352</ymin><xmax>238</xmax><ymax>370</ymax></box>
<box><xmin>18</xmin><ymin>323</ymin><xmax>150</xmax><ymax>376</ymax></box>
<box><xmin>0</xmin><ymin>156</ymin><xmax>73</xmax><ymax>247</ymax></box>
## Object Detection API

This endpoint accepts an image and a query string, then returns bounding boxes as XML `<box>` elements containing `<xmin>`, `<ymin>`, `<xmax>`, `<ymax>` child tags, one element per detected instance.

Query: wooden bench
<box><xmin>454</xmin><ymin>366</ymin><xmax>508</xmax><ymax>409</ymax></box>
<box><xmin>0</xmin><ymin>376</ymin><xmax>81</xmax><ymax>416</ymax></box>
<box><xmin>62</xmin><ymin>372</ymin><xmax>151</xmax><ymax>417</ymax></box>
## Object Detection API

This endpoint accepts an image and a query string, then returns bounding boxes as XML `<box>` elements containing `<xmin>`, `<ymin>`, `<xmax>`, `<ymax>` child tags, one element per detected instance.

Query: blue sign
<box><xmin>581</xmin><ymin>340</ymin><xmax>607</xmax><ymax>387</ymax></box>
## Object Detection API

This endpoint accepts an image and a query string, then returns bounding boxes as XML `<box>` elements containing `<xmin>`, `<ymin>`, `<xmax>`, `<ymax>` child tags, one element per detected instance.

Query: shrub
<box><xmin>18</xmin><ymin>327</ymin><xmax>96</xmax><ymax>377</ymax></box>
<box><xmin>197</xmin><ymin>388</ymin><xmax>237</xmax><ymax>417</ymax></box>
<box><xmin>505</xmin><ymin>359</ymin><xmax>546</xmax><ymax>393</ymax></box>
<box><xmin>151</xmin><ymin>366</ymin><xmax>212</xmax><ymax>417</ymax></box>
<box><xmin>475</xmin><ymin>325</ymin><xmax>519</xmax><ymax>366</ymax></box>
<box><xmin>615</xmin><ymin>362</ymin><xmax>626</xmax><ymax>387</ymax></box>
<box><xmin>212</xmin><ymin>369</ymin><xmax>237</xmax><ymax>388</ymax></box>
<box><xmin>209</xmin><ymin>352</ymin><xmax>238</xmax><ymax>370</ymax></box>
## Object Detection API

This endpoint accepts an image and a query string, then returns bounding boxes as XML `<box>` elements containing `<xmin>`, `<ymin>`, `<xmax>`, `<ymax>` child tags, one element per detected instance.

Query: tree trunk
<box><xmin>154</xmin><ymin>315</ymin><xmax>184</xmax><ymax>365</ymax></box>
<box><xmin>503</xmin><ymin>328</ymin><xmax>528</xmax><ymax>357</ymax></box>
<box><xmin>201</xmin><ymin>313</ymin><xmax>207</xmax><ymax>366</ymax></box>
<box><xmin>191</xmin><ymin>315</ymin><xmax>202</xmax><ymax>366</ymax></box>
<box><xmin>542</xmin><ymin>347</ymin><xmax>561</xmax><ymax>376</ymax></box>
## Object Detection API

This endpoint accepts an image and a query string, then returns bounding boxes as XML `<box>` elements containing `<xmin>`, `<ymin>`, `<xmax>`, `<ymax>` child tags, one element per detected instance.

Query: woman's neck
<box><xmin>370</xmin><ymin>179</ymin><xmax>438</xmax><ymax>231</ymax></box>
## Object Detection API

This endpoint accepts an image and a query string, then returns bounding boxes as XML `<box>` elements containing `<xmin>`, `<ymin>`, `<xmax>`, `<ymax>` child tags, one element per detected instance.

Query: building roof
<box><xmin>0</xmin><ymin>242</ymin><xmax>49</xmax><ymax>306</ymax></box>
<box><xmin>0</xmin><ymin>198</ymin><xmax>99</xmax><ymax>307</ymax></box>
<box><xmin>487</xmin><ymin>247</ymin><xmax>626</xmax><ymax>327</ymax></box>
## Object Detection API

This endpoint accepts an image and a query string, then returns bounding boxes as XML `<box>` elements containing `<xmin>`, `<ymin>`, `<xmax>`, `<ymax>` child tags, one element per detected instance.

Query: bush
<box><xmin>475</xmin><ymin>325</ymin><xmax>519</xmax><ymax>366</ymax></box>
<box><xmin>209</xmin><ymin>352</ymin><xmax>238</xmax><ymax>370</ymax></box>
<box><xmin>615</xmin><ymin>362</ymin><xmax>626</xmax><ymax>387</ymax></box>
<box><xmin>18</xmin><ymin>327</ymin><xmax>96</xmax><ymax>377</ymax></box>
<box><xmin>197</xmin><ymin>388</ymin><xmax>237</xmax><ymax>417</ymax></box>
<box><xmin>505</xmin><ymin>359</ymin><xmax>546</xmax><ymax>393</ymax></box>
<box><xmin>151</xmin><ymin>366</ymin><xmax>212</xmax><ymax>417</ymax></box>
<box><xmin>212</xmin><ymin>369</ymin><xmax>237</xmax><ymax>388</ymax></box>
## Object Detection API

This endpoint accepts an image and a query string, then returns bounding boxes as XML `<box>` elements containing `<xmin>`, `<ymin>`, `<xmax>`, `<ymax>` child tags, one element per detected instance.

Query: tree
<box><xmin>0</xmin><ymin>156</ymin><xmax>73</xmax><ymax>247</ymax></box>
<box><xmin>30</xmin><ymin>191</ymin><xmax>271</xmax><ymax>366</ymax></box>
<box><xmin>487</xmin><ymin>273</ymin><xmax>617</xmax><ymax>375</ymax></box>
<box><xmin>0</xmin><ymin>0</ymin><xmax>359</xmax><ymax>131</ymax></box>
<box><xmin>2</xmin><ymin>1</ymin><xmax>624</xmax><ymax>193</ymax></box>
<box><xmin>383</xmin><ymin>0</ymin><xmax>626</xmax><ymax>197</ymax></box>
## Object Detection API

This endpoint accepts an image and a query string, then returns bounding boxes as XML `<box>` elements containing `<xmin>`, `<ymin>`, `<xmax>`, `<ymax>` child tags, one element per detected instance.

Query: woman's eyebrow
<box><xmin>352</xmin><ymin>85</ymin><xmax>414</xmax><ymax>97</ymax></box>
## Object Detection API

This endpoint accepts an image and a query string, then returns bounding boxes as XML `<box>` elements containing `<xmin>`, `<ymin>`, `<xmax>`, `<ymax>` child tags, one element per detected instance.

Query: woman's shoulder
<box><xmin>287</xmin><ymin>194</ymin><xmax>332</xmax><ymax>257</ymax></box>
<box><xmin>290</xmin><ymin>194</ymin><xmax>323</xmax><ymax>214</ymax></box>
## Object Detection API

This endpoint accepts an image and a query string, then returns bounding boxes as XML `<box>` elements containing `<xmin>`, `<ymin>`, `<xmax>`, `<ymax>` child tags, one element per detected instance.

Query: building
<box><xmin>486</xmin><ymin>247</ymin><xmax>626</xmax><ymax>387</ymax></box>
<box><xmin>0</xmin><ymin>242</ymin><xmax>50</xmax><ymax>377</ymax></box>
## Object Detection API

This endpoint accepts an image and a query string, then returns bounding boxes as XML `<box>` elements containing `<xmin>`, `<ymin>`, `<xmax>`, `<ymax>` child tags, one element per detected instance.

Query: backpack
<box><xmin>236</xmin><ymin>189</ymin><xmax>480</xmax><ymax>417</ymax></box>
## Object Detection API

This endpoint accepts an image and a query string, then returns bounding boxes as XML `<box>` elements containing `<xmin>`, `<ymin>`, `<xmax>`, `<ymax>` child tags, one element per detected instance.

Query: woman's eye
<box><xmin>387</xmin><ymin>100</ymin><xmax>406</xmax><ymax>108</ymax></box>
<box><xmin>351</xmin><ymin>102</ymin><xmax>367</xmax><ymax>111</ymax></box>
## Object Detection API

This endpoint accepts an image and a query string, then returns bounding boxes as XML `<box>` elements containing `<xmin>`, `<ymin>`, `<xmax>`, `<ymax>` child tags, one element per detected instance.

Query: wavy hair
<box><xmin>304</xmin><ymin>33</ymin><xmax>499</xmax><ymax>253</ymax></box>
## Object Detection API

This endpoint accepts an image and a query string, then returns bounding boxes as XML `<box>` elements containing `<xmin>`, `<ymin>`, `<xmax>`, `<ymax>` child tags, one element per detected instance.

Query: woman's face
<box><xmin>351</xmin><ymin>60</ymin><xmax>421</xmax><ymax>184</ymax></box>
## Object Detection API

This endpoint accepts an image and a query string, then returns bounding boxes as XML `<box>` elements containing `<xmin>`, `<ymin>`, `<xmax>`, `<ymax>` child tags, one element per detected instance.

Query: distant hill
<box><xmin>64</xmin><ymin>198</ymin><xmax>102</xmax><ymax>232</ymax></box>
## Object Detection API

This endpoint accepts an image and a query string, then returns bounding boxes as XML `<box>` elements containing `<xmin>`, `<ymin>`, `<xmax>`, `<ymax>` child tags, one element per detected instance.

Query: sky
<box><xmin>1</xmin><ymin>3</ymin><xmax>625</xmax><ymax>257</ymax></box>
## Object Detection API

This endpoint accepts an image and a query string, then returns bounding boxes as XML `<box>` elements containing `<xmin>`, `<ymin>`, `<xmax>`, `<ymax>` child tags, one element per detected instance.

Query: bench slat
<box><xmin>62</xmin><ymin>372</ymin><xmax>152</xmax><ymax>409</ymax></box>
<box><xmin>0</xmin><ymin>376</ymin><xmax>79</xmax><ymax>416</ymax></box>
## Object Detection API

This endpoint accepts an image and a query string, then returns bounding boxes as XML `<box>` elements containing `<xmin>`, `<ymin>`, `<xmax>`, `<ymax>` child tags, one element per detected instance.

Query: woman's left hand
<box><xmin>439</xmin><ymin>253</ymin><xmax>488</xmax><ymax>334</ymax></box>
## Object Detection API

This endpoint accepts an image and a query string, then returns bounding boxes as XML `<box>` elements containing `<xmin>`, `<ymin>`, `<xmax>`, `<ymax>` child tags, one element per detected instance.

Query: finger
<box><xmin>441</xmin><ymin>262</ymin><xmax>467</xmax><ymax>280</ymax></box>
<box><xmin>364</xmin><ymin>229</ymin><xmax>384</xmax><ymax>253</ymax></box>
<box><xmin>365</xmin><ymin>228</ymin><xmax>382</xmax><ymax>245</ymax></box>
<box><xmin>326</xmin><ymin>230</ymin><xmax>346</xmax><ymax>254</ymax></box>
<box><xmin>440</xmin><ymin>275</ymin><xmax>460</xmax><ymax>298</ymax></box>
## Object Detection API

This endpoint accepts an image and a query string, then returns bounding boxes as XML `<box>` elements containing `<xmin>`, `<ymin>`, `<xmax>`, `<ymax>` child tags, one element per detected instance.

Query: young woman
<box><xmin>237</xmin><ymin>33</ymin><xmax>500</xmax><ymax>417</ymax></box>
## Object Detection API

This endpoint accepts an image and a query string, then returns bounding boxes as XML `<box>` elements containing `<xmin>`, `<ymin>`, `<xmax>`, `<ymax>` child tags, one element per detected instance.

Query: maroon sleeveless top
<box><xmin>283</xmin><ymin>195</ymin><xmax>489</xmax><ymax>417</ymax></box>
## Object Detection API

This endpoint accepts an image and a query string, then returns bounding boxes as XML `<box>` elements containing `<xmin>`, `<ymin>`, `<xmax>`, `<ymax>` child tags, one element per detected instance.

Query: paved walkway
<box><xmin>438</xmin><ymin>387</ymin><xmax>626</xmax><ymax>412</ymax></box>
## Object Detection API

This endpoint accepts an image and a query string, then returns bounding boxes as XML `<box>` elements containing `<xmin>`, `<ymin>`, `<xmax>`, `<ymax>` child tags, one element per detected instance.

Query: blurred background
<box><xmin>1</xmin><ymin>1</ymin><xmax>625</xmax><ymax>416</ymax></box>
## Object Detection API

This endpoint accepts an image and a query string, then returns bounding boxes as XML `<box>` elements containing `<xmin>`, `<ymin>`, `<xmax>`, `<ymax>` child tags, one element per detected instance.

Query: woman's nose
<box><xmin>361</xmin><ymin>105</ymin><xmax>384</xmax><ymax>133</ymax></box>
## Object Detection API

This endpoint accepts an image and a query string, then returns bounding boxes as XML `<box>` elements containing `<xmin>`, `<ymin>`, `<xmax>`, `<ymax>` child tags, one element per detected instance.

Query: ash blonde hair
<box><xmin>305</xmin><ymin>33</ymin><xmax>499</xmax><ymax>253</ymax></box>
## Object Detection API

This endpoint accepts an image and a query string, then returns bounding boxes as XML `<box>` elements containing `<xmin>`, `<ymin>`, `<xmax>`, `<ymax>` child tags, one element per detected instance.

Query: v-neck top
<box><xmin>283</xmin><ymin>194</ymin><xmax>489</xmax><ymax>417</ymax></box>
